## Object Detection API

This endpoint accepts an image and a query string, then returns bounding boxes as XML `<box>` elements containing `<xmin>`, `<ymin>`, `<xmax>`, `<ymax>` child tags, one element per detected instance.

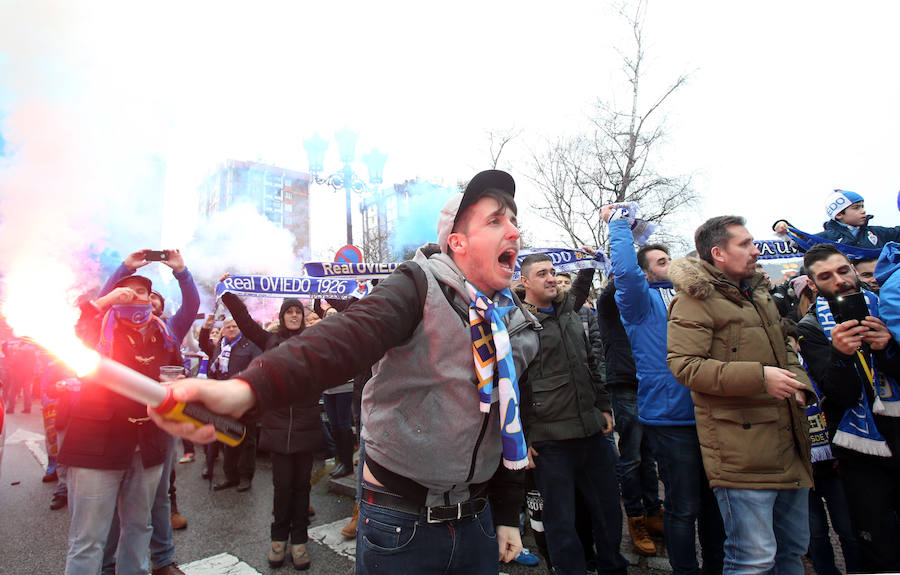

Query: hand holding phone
<box><xmin>144</xmin><ymin>250</ymin><xmax>169</xmax><ymax>261</ymax></box>
<box><xmin>827</xmin><ymin>292</ymin><xmax>869</xmax><ymax>325</ymax></box>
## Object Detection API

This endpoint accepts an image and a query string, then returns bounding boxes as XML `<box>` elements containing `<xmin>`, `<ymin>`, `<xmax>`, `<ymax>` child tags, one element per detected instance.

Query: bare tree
<box><xmin>530</xmin><ymin>0</ymin><xmax>696</xmax><ymax>253</ymax></box>
<box><xmin>486</xmin><ymin>128</ymin><xmax>522</xmax><ymax>170</ymax></box>
<box><xmin>361</xmin><ymin>224</ymin><xmax>393</xmax><ymax>262</ymax></box>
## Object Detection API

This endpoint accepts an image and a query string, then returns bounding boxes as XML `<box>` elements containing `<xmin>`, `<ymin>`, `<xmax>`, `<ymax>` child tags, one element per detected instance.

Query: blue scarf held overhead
<box><xmin>785</xmin><ymin>225</ymin><xmax>882</xmax><ymax>260</ymax></box>
<box><xmin>98</xmin><ymin>301</ymin><xmax>176</xmax><ymax>358</ymax></box>
<box><xmin>815</xmin><ymin>291</ymin><xmax>900</xmax><ymax>458</ymax></box>
<box><xmin>466</xmin><ymin>282</ymin><xmax>529</xmax><ymax>470</ymax></box>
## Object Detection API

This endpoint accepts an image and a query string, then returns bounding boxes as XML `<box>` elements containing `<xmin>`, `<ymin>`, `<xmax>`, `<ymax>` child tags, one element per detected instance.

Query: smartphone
<box><xmin>144</xmin><ymin>250</ymin><xmax>168</xmax><ymax>261</ymax></box>
<box><xmin>827</xmin><ymin>291</ymin><xmax>869</xmax><ymax>325</ymax></box>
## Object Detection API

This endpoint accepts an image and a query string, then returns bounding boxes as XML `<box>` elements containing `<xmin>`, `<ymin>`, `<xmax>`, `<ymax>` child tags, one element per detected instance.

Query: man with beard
<box><xmin>667</xmin><ymin>215</ymin><xmax>815</xmax><ymax>575</ymax></box>
<box><xmin>603</xmin><ymin>204</ymin><xmax>723</xmax><ymax>575</ymax></box>
<box><xmin>853</xmin><ymin>257</ymin><xmax>880</xmax><ymax>293</ymax></box>
<box><xmin>797</xmin><ymin>243</ymin><xmax>900</xmax><ymax>572</ymax></box>
<box><xmin>149</xmin><ymin>170</ymin><xmax>541</xmax><ymax>575</ymax></box>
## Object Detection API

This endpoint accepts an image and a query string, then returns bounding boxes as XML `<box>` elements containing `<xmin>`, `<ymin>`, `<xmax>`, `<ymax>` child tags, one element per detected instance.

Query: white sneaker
<box><xmin>178</xmin><ymin>453</ymin><xmax>195</xmax><ymax>464</ymax></box>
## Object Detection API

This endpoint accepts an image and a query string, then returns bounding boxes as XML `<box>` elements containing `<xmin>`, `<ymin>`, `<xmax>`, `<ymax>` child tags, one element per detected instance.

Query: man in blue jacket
<box><xmin>604</xmin><ymin>205</ymin><xmax>724</xmax><ymax>575</ymax></box>
<box><xmin>877</xmin><ymin>242</ymin><xmax>900</xmax><ymax>340</ymax></box>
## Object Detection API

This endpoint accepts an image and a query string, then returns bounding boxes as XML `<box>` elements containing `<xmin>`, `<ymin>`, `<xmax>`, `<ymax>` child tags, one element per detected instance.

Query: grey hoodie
<box><xmin>362</xmin><ymin>247</ymin><xmax>541</xmax><ymax>508</ymax></box>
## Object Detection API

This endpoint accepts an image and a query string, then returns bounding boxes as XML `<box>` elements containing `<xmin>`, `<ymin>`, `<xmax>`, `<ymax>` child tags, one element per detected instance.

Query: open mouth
<box><xmin>498</xmin><ymin>248</ymin><xmax>517</xmax><ymax>273</ymax></box>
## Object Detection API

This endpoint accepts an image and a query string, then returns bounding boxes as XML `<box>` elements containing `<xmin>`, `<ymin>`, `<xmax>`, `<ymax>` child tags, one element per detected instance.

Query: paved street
<box><xmin>2</xmin><ymin>405</ymin><xmax>665</xmax><ymax>575</ymax></box>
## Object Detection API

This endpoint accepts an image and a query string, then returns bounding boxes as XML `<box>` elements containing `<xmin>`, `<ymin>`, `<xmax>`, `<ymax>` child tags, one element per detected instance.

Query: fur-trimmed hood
<box><xmin>668</xmin><ymin>256</ymin><xmax>767</xmax><ymax>305</ymax></box>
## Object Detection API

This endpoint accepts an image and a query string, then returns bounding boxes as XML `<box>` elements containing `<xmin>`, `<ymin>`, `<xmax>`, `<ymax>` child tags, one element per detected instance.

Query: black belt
<box><xmin>361</xmin><ymin>486</ymin><xmax>488</xmax><ymax>523</ymax></box>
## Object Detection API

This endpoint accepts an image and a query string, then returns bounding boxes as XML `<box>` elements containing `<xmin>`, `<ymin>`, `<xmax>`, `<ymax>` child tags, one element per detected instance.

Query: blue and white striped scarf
<box><xmin>214</xmin><ymin>333</ymin><xmax>242</xmax><ymax>376</ymax></box>
<box><xmin>466</xmin><ymin>282</ymin><xmax>529</xmax><ymax>470</ymax></box>
<box><xmin>816</xmin><ymin>290</ymin><xmax>900</xmax><ymax>457</ymax></box>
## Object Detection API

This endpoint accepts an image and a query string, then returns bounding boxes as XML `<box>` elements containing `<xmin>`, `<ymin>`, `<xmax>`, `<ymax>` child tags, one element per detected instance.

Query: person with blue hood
<box><xmin>774</xmin><ymin>190</ymin><xmax>900</xmax><ymax>250</ymax></box>
<box><xmin>876</xmin><ymin>241</ymin><xmax>900</xmax><ymax>342</ymax></box>
<box><xmin>603</xmin><ymin>204</ymin><xmax>725</xmax><ymax>575</ymax></box>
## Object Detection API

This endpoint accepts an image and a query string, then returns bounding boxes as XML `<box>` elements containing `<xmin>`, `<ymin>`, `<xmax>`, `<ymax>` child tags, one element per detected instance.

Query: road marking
<box><xmin>308</xmin><ymin>517</ymin><xmax>356</xmax><ymax>559</ymax></box>
<box><xmin>6</xmin><ymin>427</ymin><xmax>47</xmax><ymax>468</ymax></box>
<box><xmin>180</xmin><ymin>552</ymin><xmax>261</xmax><ymax>575</ymax></box>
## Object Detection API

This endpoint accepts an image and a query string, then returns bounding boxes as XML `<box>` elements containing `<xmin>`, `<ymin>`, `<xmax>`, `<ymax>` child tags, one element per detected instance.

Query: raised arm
<box><xmin>608</xmin><ymin>219</ymin><xmax>651</xmax><ymax>324</ymax></box>
<box><xmin>220</xmin><ymin>292</ymin><xmax>272</xmax><ymax>351</ymax></box>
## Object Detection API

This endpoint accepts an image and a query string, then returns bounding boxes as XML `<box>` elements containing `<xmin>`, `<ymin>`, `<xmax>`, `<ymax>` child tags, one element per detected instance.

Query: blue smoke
<box><xmin>388</xmin><ymin>181</ymin><xmax>458</xmax><ymax>259</ymax></box>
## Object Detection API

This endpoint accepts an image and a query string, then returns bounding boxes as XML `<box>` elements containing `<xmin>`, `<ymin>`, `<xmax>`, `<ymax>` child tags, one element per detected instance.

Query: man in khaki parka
<box><xmin>666</xmin><ymin>215</ymin><xmax>815</xmax><ymax>575</ymax></box>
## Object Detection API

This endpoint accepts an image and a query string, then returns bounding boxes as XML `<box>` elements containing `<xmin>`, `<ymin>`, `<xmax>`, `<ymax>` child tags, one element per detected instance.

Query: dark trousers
<box><xmin>610</xmin><ymin>386</ymin><xmax>662</xmax><ymax>517</ymax></box>
<box><xmin>223</xmin><ymin>424</ymin><xmax>257</xmax><ymax>481</ymax></box>
<box><xmin>839</xmin><ymin>457</ymin><xmax>900</xmax><ymax>572</ymax></box>
<box><xmin>526</xmin><ymin>473</ymin><xmax>597</xmax><ymax>572</ymax></box>
<box><xmin>645</xmin><ymin>425</ymin><xmax>725</xmax><ymax>575</ymax></box>
<box><xmin>808</xmin><ymin>462</ymin><xmax>860</xmax><ymax>575</ymax></box>
<box><xmin>270</xmin><ymin>451</ymin><xmax>314</xmax><ymax>544</ymax></box>
<box><xmin>4</xmin><ymin>366</ymin><xmax>33</xmax><ymax>412</ymax></box>
<box><xmin>532</xmin><ymin>433</ymin><xmax>628</xmax><ymax>575</ymax></box>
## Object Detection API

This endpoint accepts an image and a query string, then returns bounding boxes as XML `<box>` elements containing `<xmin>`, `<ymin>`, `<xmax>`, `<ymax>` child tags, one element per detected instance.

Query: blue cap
<box><xmin>825</xmin><ymin>189</ymin><xmax>864</xmax><ymax>220</ymax></box>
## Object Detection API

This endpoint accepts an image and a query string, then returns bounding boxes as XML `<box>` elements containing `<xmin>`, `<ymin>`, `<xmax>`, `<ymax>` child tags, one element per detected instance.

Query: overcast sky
<box><xmin>1</xmin><ymin>0</ymin><xmax>898</xmax><ymax>266</ymax></box>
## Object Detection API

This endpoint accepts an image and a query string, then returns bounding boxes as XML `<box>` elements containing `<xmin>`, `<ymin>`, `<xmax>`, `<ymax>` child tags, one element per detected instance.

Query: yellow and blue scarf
<box><xmin>466</xmin><ymin>282</ymin><xmax>529</xmax><ymax>470</ymax></box>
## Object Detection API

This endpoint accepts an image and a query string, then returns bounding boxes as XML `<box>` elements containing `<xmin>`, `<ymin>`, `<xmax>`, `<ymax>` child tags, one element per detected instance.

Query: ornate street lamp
<box><xmin>303</xmin><ymin>129</ymin><xmax>387</xmax><ymax>246</ymax></box>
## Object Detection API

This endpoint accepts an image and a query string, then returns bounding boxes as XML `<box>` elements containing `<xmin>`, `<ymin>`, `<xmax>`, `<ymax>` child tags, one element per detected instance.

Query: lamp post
<box><xmin>303</xmin><ymin>129</ymin><xmax>387</xmax><ymax>247</ymax></box>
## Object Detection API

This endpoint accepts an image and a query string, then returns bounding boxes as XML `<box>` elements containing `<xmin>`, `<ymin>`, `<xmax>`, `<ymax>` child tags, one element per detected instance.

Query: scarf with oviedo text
<box><xmin>803</xmin><ymin>373</ymin><xmax>834</xmax><ymax>463</ymax></box>
<box><xmin>466</xmin><ymin>281</ymin><xmax>529</xmax><ymax>470</ymax></box>
<box><xmin>815</xmin><ymin>290</ymin><xmax>900</xmax><ymax>458</ymax></box>
<box><xmin>99</xmin><ymin>300</ymin><xmax>176</xmax><ymax>358</ymax></box>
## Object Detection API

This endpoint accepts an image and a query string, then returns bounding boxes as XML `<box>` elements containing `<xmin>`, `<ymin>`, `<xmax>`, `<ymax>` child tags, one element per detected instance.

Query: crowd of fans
<box><xmin>1</xmin><ymin>175</ymin><xmax>899</xmax><ymax>575</ymax></box>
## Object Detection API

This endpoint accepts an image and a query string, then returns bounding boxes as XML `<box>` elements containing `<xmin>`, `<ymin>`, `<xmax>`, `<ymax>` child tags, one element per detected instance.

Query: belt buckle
<box><xmin>426</xmin><ymin>502</ymin><xmax>462</xmax><ymax>523</ymax></box>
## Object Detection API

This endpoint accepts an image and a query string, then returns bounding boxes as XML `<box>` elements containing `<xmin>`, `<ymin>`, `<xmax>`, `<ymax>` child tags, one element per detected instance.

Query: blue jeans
<box><xmin>714</xmin><ymin>487</ymin><xmax>809</xmax><ymax>575</ymax></box>
<box><xmin>65</xmin><ymin>453</ymin><xmax>163</xmax><ymax>575</ymax></box>
<box><xmin>532</xmin><ymin>434</ymin><xmax>628</xmax><ymax>575</ymax></box>
<box><xmin>808</xmin><ymin>464</ymin><xmax>859</xmax><ymax>575</ymax></box>
<box><xmin>102</xmin><ymin>435</ymin><xmax>177</xmax><ymax>573</ymax></box>
<box><xmin>356</xmin><ymin>488</ymin><xmax>499</xmax><ymax>574</ymax></box>
<box><xmin>645</xmin><ymin>425</ymin><xmax>724</xmax><ymax>575</ymax></box>
<box><xmin>609</xmin><ymin>387</ymin><xmax>662</xmax><ymax>517</ymax></box>
<box><xmin>150</xmin><ymin>435</ymin><xmax>178</xmax><ymax>568</ymax></box>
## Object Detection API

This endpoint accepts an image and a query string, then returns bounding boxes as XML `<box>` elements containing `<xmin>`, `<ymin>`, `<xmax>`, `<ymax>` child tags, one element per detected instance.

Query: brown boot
<box><xmin>645</xmin><ymin>506</ymin><xmax>664</xmax><ymax>537</ymax></box>
<box><xmin>170</xmin><ymin>507</ymin><xmax>188</xmax><ymax>530</ymax></box>
<box><xmin>627</xmin><ymin>516</ymin><xmax>657</xmax><ymax>556</ymax></box>
<box><xmin>341</xmin><ymin>503</ymin><xmax>359</xmax><ymax>539</ymax></box>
